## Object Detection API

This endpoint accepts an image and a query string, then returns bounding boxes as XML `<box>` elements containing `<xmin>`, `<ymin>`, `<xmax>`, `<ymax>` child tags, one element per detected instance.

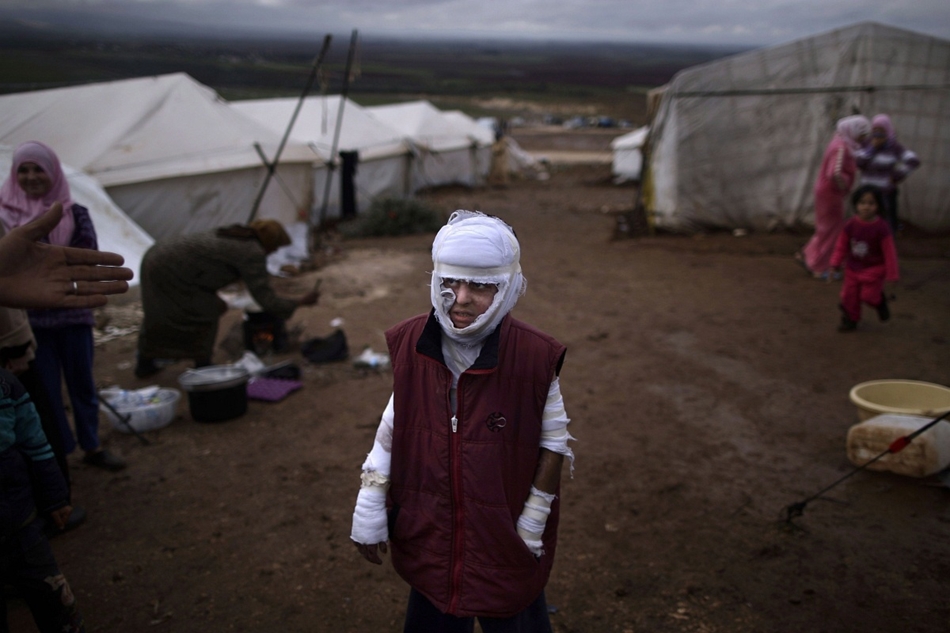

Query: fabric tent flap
<box><xmin>645</xmin><ymin>22</ymin><xmax>950</xmax><ymax>232</ymax></box>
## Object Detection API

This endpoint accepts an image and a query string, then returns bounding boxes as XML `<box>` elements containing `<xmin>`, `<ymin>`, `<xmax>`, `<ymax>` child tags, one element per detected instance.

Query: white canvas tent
<box><xmin>232</xmin><ymin>95</ymin><xmax>412</xmax><ymax>221</ymax></box>
<box><xmin>443</xmin><ymin>109</ymin><xmax>495</xmax><ymax>179</ymax></box>
<box><xmin>0</xmin><ymin>145</ymin><xmax>153</xmax><ymax>285</ymax></box>
<box><xmin>610</xmin><ymin>126</ymin><xmax>649</xmax><ymax>183</ymax></box>
<box><xmin>365</xmin><ymin>101</ymin><xmax>492</xmax><ymax>190</ymax></box>
<box><xmin>0</xmin><ymin>73</ymin><xmax>321</xmax><ymax>241</ymax></box>
<box><xmin>645</xmin><ymin>22</ymin><xmax>950</xmax><ymax>232</ymax></box>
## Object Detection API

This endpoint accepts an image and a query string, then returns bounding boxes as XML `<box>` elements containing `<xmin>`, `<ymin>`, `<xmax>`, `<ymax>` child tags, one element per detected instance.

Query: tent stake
<box><xmin>248</xmin><ymin>34</ymin><xmax>333</xmax><ymax>223</ymax></box>
<box><xmin>99</xmin><ymin>395</ymin><xmax>151</xmax><ymax>446</ymax></box>
<box><xmin>783</xmin><ymin>410</ymin><xmax>950</xmax><ymax>525</ymax></box>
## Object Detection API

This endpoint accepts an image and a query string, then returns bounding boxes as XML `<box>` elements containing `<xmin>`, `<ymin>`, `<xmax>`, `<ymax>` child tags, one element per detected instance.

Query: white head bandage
<box><xmin>430</xmin><ymin>210</ymin><xmax>526</xmax><ymax>345</ymax></box>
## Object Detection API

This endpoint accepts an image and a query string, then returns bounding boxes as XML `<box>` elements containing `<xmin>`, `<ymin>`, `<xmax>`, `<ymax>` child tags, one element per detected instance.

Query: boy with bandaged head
<box><xmin>351</xmin><ymin>210</ymin><xmax>575</xmax><ymax>631</ymax></box>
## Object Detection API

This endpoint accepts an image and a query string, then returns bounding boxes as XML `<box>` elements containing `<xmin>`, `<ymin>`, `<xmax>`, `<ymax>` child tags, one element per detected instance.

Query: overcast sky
<box><xmin>7</xmin><ymin>0</ymin><xmax>950</xmax><ymax>47</ymax></box>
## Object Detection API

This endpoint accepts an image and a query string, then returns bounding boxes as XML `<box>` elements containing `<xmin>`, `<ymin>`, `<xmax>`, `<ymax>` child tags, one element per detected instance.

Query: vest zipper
<box><xmin>448</xmin><ymin>377</ymin><xmax>465</xmax><ymax>613</ymax></box>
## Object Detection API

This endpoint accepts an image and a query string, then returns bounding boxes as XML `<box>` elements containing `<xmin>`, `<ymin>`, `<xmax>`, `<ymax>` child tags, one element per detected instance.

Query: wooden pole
<box><xmin>248</xmin><ymin>34</ymin><xmax>333</xmax><ymax>223</ymax></box>
<box><xmin>316</xmin><ymin>28</ymin><xmax>359</xmax><ymax>229</ymax></box>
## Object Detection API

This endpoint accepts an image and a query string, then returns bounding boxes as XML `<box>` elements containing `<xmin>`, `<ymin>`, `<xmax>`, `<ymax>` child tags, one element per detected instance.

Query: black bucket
<box><xmin>185</xmin><ymin>384</ymin><xmax>247</xmax><ymax>422</ymax></box>
<box><xmin>178</xmin><ymin>366</ymin><xmax>249</xmax><ymax>423</ymax></box>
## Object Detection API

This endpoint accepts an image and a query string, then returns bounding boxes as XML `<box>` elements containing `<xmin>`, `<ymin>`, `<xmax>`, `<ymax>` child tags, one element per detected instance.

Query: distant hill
<box><xmin>0</xmin><ymin>14</ymin><xmax>745</xmax><ymax>124</ymax></box>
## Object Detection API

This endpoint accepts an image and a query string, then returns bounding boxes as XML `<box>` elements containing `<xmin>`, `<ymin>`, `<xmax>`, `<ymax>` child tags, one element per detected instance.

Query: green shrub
<box><xmin>340</xmin><ymin>197</ymin><xmax>444</xmax><ymax>237</ymax></box>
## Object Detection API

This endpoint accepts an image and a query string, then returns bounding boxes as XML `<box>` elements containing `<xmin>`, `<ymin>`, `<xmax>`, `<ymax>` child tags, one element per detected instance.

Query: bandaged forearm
<box><xmin>361</xmin><ymin>394</ymin><xmax>394</xmax><ymax>474</ymax></box>
<box><xmin>540</xmin><ymin>378</ymin><xmax>575</xmax><ymax>474</ymax></box>
<box><xmin>351</xmin><ymin>395</ymin><xmax>395</xmax><ymax>544</ymax></box>
<box><xmin>351</xmin><ymin>472</ymin><xmax>390</xmax><ymax>544</ymax></box>
<box><xmin>516</xmin><ymin>486</ymin><xmax>556</xmax><ymax>556</ymax></box>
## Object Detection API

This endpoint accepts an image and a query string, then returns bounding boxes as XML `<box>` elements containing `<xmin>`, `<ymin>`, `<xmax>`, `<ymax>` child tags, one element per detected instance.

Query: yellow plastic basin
<box><xmin>850</xmin><ymin>379</ymin><xmax>950</xmax><ymax>422</ymax></box>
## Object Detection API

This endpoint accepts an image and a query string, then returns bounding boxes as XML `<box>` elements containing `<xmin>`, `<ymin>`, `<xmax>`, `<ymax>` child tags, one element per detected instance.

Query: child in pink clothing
<box><xmin>830</xmin><ymin>185</ymin><xmax>899</xmax><ymax>332</ymax></box>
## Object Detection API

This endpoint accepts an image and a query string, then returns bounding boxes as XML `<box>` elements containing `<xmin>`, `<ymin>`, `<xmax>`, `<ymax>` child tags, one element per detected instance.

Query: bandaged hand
<box><xmin>516</xmin><ymin>486</ymin><xmax>556</xmax><ymax>557</ymax></box>
<box><xmin>351</xmin><ymin>471</ymin><xmax>390</xmax><ymax>548</ymax></box>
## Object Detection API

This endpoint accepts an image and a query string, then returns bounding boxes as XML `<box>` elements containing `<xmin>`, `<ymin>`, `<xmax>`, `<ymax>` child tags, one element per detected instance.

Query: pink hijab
<box><xmin>834</xmin><ymin>115</ymin><xmax>871</xmax><ymax>152</ymax></box>
<box><xmin>871</xmin><ymin>114</ymin><xmax>896</xmax><ymax>144</ymax></box>
<box><xmin>0</xmin><ymin>141</ymin><xmax>75</xmax><ymax>246</ymax></box>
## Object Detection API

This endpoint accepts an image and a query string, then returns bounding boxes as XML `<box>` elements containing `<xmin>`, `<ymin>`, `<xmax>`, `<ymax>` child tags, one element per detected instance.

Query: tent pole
<box><xmin>635</xmin><ymin>98</ymin><xmax>667</xmax><ymax>239</ymax></box>
<box><xmin>316</xmin><ymin>28</ymin><xmax>359</xmax><ymax>230</ymax></box>
<box><xmin>248</xmin><ymin>34</ymin><xmax>333</xmax><ymax>224</ymax></box>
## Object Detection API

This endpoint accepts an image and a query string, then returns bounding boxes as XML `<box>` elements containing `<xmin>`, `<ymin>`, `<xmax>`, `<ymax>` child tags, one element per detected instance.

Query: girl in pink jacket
<box><xmin>830</xmin><ymin>185</ymin><xmax>899</xmax><ymax>332</ymax></box>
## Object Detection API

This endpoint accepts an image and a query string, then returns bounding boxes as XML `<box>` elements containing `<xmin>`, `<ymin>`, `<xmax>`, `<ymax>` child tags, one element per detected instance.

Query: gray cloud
<box><xmin>5</xmin><ymin>0</ymin><xmax>949</xmax><ymax>45</ymax></box>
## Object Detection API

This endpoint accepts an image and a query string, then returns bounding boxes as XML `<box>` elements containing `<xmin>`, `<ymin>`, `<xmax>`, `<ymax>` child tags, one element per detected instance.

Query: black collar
<box><xmin>416</xmin><ymin>309</ymin><xmax>504</xmax><ymax>370</ymax></box>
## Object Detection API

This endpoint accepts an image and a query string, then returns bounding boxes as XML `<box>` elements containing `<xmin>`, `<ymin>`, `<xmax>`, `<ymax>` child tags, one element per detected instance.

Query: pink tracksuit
<box><xmin>804</xmin><ymin>136</ymin><xmax>858</xmax><ymax>275</ymax></box>
<box><xmin>830</xmin><ymin>215</ymin><xmax>899</xmax><ymax>322</ymax></box>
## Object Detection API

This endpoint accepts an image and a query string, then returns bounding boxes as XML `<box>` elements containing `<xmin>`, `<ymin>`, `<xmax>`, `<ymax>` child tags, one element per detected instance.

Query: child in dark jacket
<box><xmin>830</xmin><ymin>185</ymin><xmax>899</xmax><ymax>332</ymax></box>
<box><xmin>0</xmin><ymin>367</ymin><xmax>84</xmax><ymax>632</ymax></box>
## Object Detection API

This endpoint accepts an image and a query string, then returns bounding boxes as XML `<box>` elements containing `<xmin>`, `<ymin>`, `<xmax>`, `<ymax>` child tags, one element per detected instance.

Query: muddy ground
<box><xmin>10</xmin><ymin>130</ymin><xmax>950</xmax><ymax>632</ymax></box>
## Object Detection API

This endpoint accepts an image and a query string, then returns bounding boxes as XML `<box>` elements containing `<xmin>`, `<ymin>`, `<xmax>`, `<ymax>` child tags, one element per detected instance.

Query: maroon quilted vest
<box><xmin>385</xmin><ymin>311</ymin><xmax>566</xmax><ymax>617</ymax></box>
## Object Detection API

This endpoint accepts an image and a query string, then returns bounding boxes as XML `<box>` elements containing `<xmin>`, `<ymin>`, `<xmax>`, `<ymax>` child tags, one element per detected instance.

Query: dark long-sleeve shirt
<box><xmin>855</xmin><ymin>141</ymin><xmax>921</xmax><ymax>193</ymax></box>
<box><xmin>0</xmin><ymin>368</ymin><xmax>68</xmax><ymax>522</ymax></box>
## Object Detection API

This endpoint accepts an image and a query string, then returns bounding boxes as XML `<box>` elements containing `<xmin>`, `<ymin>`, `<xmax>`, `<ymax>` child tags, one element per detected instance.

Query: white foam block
<box><xmin>846</xmin><ymin>413</ymin><xmax>950</xmax><ymax>478</ymax></box>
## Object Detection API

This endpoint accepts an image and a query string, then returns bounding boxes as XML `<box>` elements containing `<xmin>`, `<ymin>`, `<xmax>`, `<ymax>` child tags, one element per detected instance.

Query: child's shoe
<box><xmin>876</xmin><ymin>293</ymin><xmax>890</xmax><ymax>322</ymax></box>
<box><xmin>83</xmin><ymin>449</ymin><xmax>127</xmax><ymax>472</ymax></box>
<box><xmin>837</xmin><ymin>315</ymin><xmax>857</xmax><ymax>332</ymax></box>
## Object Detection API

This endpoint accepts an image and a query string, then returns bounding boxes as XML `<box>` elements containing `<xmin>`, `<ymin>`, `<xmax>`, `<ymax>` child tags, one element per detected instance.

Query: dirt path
<box><xmin>13</xmin><ymin>160</ymin><xmax>950</xmax><ymax>632</ymax></box>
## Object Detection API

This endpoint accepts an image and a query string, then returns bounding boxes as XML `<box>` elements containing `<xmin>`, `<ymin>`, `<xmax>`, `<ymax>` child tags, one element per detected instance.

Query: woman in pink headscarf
<box><xmin>797</xmin><ymin>115</ymin><xmax>871</xmax><ymax>280</ymax></box>
<box><xmin>0</xmin><ymin>141</ymin><xmax>126</xmax><ymax>472</ymax></box>
<box><xmin>0</xmin><ymin>142</ymin><xmax>76</xmax><ymax>246</ymax></box>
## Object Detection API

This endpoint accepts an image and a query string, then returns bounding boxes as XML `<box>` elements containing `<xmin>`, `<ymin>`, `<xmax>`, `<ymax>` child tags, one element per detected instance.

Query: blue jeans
<box><xmin>403</xmin><ymin>588</ymin><xmax>553</xmax><ymax>633</ymax></box>
<box><xmin>32</xmin><ymin>326</ymin><xmax>100</xmax><ymax>454</ymax></box>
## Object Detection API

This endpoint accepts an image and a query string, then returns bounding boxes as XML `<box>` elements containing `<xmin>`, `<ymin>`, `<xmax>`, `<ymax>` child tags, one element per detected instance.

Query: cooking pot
<box><xmin>178</xmin><ymin>365</ymin><xmax>249</xmax><ymax>423</ymax></box>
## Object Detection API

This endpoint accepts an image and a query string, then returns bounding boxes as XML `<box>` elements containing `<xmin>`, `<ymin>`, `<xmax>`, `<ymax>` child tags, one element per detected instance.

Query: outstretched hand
<box><xmin>0</xmin><ymin>202</ymin><xmax>133</xmax><ymax>309</ymax></box>
<box><xmin>297</xmin><ymin>279</ymin><xmax>321</xmax><ymax>307</ymax></box>
<box><xmin>354</xmin><ymin>540</ymin><xmax>388</xmax><ymax>565</ymax></box>
<box><xmin>298</xmin><ymin>289</ymin><xmax>320</xmax><ymax>307</ymax></box>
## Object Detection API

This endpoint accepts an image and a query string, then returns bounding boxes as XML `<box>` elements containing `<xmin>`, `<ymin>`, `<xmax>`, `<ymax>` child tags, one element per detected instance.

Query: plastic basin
<box><xmin>100</xmin><ymin>388</ymin><xmax>181</xmax><ymax>433</ymax></box>
<box><xmin>849</xmin><ymin>380</ymin><xmax>950</xmax><ymax>422</ymax></box>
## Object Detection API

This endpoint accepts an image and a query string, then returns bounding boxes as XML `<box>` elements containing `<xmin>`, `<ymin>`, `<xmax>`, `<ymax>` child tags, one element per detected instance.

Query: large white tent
<box><xmin>232</xmin><ymin>95</ymin><xmax>412</xmax><ymax>221</ymax></box>
<box><xmin>0</xmin><ymin>73</ymin><xmax>321</xmax><ymax>241</ymax></box>
<box><xmin>0</xmin><ymin>146</ymin><xmax>153</xmax><ymax>285</ymax></box>
<box><xmin>365</xmin><ymin>100</ymin><xmax>492</xmax><ymax>191</ymax></box>
<box><xmin>443</xmin><ymin>110</ymin><xmax>496</xmax><ymax>148</ymax></box>
<box><xmin>644</xmin><ymin>22</ymin><xmax>950</xmax><ymax>232</ymax></box>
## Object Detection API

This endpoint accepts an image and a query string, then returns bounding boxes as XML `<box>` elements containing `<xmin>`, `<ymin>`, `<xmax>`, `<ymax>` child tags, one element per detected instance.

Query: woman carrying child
<box><xmin>829</xmin><ymin>185</ymin><xmax>899</xmax><ymax>332</ymax></box>
<box><xmin>798</xmin><ymin>115</ymin><xmax>871</xmax><ymax>280</ymax></box>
